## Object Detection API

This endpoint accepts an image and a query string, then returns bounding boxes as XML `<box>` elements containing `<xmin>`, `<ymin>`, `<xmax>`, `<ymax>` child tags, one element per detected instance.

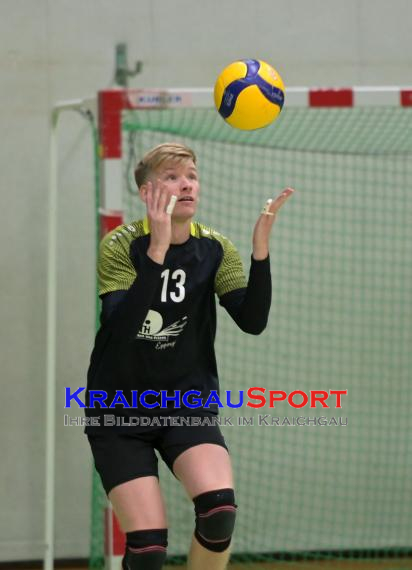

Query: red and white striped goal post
<box><xmin>98</xmin><ymin>86</ymin><xmax>412</xmax><ymax>234</ymax></box>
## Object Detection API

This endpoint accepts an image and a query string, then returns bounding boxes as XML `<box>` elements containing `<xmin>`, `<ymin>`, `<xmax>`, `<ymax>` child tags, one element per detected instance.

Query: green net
<box><xmin>90</xmin><ymin>104</ymin><xmax>412</xmax><ymax>568</ymax></box>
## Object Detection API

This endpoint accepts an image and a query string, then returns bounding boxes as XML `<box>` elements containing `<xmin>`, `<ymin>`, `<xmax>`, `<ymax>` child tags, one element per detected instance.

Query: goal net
<box><xmin>90</xmin><ymin>87</ymin><xmax>412</xmax><ymax>568</ymax></box>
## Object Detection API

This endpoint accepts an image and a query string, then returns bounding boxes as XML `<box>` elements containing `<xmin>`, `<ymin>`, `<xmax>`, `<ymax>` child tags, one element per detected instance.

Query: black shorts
<box><xmin>87</xmin><ymin>418</ymin><xmax>228</xmax><ymax>494</ymax></box>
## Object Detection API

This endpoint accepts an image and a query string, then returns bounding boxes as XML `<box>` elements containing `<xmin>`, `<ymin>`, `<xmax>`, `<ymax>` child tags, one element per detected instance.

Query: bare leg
<box><xmin>108</xmin><ymin>476</ymin><xmax>167</xmax><ymax>531</ymax></box>
<box><xmin>173</xmin><ymin>444</ymin><xmax>234</xmax><ymax>570</ymax></box>
<box><xmin>186</xmin><ymin>534</ymin><xmax>230</xmax><ymax>570</ymax></box>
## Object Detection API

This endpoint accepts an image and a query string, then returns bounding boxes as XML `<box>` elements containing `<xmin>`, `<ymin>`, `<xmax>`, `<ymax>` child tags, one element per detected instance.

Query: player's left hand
<box><xmin>252</xmin><ymin>187</ymin><xmax>294</xmax><ymax>260</ymax></box>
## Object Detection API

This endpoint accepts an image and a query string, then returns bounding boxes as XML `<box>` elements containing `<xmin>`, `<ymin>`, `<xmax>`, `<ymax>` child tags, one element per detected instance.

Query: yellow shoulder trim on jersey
<box><xmin>143</xmin><ymin>216</ymin><xmax>150</xmax><ymax>234</ymax></box>
<box><xmin>143</xmin><ymin>216</ymin><xmax>196</xmax><ymax>236</ymax></box>
<box><xmin>192</xmin><ymin>222</ymin><xmax>247</xmax><ymax>296</ymax></box>
<box><xmin>98</xmin><ymin>221</ymin><xmax>144</xmax><ymax>295</ymax></box>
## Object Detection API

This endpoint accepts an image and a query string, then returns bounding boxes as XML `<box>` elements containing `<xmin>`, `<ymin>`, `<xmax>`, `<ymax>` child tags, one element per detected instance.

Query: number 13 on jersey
<box><xmin>160</xmin><ymin>269</ymin><xmax>186</xmax><ymax>303</ymax></box>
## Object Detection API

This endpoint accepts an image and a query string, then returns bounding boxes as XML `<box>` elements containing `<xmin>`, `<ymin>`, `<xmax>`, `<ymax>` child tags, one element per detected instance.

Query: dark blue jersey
<box><xmin>85</xmin><ymin>218</ymin><xmax>271</xmax><ymax>431</ymax></box>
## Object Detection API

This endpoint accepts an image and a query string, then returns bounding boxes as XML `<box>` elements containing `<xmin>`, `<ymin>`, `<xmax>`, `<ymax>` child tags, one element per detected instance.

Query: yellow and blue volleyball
<box><xmin>214</xmin><ymin>59</ymin><xmax>285</xmax><ymax>130</ymax></box>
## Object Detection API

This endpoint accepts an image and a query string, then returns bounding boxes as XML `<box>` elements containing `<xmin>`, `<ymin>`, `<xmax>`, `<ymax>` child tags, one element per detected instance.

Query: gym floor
<box><xmin>2</xmin><ymin>560</ymin><xmax>412</xmax><ymax>570</ymax></box>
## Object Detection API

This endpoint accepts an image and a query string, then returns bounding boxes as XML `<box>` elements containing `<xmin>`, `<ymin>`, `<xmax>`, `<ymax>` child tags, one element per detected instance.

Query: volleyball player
<box><xmin>86</xmin><ymin>142</ymin><xmax>294</xmax><ymax>569</ymax></box>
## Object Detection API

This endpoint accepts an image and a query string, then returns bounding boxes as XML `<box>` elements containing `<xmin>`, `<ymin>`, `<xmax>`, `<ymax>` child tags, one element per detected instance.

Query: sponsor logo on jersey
<box><xmin>136</xmin><ymin>309</ymin><xmax>188</xmax><ymax>348</ymax></box>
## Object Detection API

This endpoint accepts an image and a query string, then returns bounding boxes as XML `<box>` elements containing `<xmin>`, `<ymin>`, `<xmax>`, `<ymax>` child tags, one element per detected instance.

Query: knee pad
<box><xmin>194</xmin><ymin>488</ymin><xmax>237</xmax><ymax>553</ymax></box>
<box><xmin>122</xmin><ymin>529</ymin><xmax>167</xmax><ymax>570</ymax></box>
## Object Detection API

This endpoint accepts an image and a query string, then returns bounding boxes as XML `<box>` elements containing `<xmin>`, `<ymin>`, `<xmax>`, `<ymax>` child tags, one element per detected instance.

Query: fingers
<box><xmin>145</xmin><ymin>181</ymin><xmax>153</xmax><ymax>210</ymax></box>
<box><xmin>146</xmin><ymin>179</ymin><xmax>177</xmax><ymax>217</ymax></box>
<box><xmin>157</xmin><ymin>181</ymin><xmax>168</xmax><ymax>213</ymax></box>
<box><xmin>262</xmin><ymin>187</ymin><xmax>294</xmax><ymax>217</ymax></box>
<box><xmin>271</xmin><ymin>187</ymin><xmax>294</xmax><ymax>212</ymax></box>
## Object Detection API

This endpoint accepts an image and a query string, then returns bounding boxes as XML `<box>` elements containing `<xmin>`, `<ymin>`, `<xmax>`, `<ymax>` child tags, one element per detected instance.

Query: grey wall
<box><xmin>1</xmin><ymin>0</ymin><xmax>411</xmax><ymax>562</ymax></box>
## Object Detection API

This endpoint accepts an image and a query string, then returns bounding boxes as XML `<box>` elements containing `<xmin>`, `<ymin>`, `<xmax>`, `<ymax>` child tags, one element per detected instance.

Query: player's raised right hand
<box><xmin>145</xmin><ymin>180</ymin><xmax>177</xmax><ymax>264</ymax></box>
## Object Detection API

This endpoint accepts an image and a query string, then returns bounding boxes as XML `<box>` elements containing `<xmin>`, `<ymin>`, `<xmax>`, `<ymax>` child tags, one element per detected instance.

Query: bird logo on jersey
<box><xmin>136</xmin><ymin>310</ymin><xmax>188</xmax><ymax>349</ymax></box>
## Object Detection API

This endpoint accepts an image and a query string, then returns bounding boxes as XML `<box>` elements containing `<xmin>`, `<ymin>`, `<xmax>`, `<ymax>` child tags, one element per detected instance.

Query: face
<box><xmin>141</xmin><ymin>158</ymin><xmax>200</xmax><ymax>222</ymax></box>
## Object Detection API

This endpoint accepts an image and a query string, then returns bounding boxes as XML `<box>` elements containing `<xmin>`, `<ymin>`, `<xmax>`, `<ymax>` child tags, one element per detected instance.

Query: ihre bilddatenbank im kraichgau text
<box><xmin>64</xmin><ymin>386</ymin><xmax>348</xmax><ymax>427</ymax></box>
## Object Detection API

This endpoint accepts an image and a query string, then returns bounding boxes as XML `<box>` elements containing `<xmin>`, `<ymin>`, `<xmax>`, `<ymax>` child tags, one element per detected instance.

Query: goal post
<box><xmin>45</xmin><ymin>97</ymin><xmax>97</xmax><ymax>570</ymax></box>
<box><xmin>88</xmin><ymin>86</ymin><xmax>412</xmax><ymax>569</ymax></box>
<box><xmin>97</xmin><ymin>85</ymin><xmax>412</xmax><ymax>232</ymax></box>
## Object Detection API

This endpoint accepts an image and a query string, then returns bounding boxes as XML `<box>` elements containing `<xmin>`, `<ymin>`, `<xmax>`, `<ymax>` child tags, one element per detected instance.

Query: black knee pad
<box><xmin>193</xmin><ymin>488</ymin><xmax>237</xmax><ymax>553</ymax></box>
<box><xmin>122</xmin><ymin>529</ymin><xmax>168</xmax><ymax>570</ymax></box>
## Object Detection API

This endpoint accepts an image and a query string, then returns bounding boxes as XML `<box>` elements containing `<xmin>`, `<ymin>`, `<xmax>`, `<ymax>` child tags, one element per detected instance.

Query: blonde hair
<box><xmin>134</xmin><ymin>142</ymin><xmax>197</xmax><ymax>188</ymax></box>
